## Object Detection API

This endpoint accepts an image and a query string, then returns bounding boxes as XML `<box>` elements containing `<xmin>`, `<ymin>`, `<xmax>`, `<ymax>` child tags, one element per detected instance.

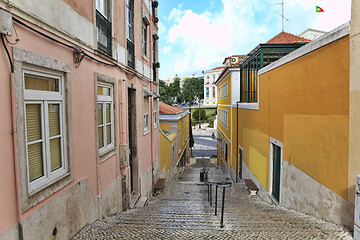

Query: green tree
<box><xmin>181</xmin><ymin>77</ymin><xmax>204</xmax><ymax>102</ymax></box>
<box><xmin>169</xmin><ymin>77</ymin><xmax>181</xmax><ymax>103</ymax></box>
<box><xmin>159</xmin><ymin>77</ymin><xmax>182</xmax><ymax>105</ymax></box>
<box><xmin>192</xmin><ymin>108</ymin><xmax>206</xmax><ymax>121</ymax></box>
<box><xmin>159</xmin><ymin>80</ymin><xmax>172</xmax><ymax>104</ymax></box>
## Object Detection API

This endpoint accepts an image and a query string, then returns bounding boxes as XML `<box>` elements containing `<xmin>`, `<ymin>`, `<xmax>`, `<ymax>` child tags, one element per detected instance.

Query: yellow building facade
<box><xmin>216</xmin><ymin>58</ymin><xmax>241</xmax><ymax>176</ymax></box>
<box><xmin>159</xmin><ymin>103</ymin><xmax>190</xmax><ymax>180</ymax></box>
<box><xmin>228</xmin><ymin>24</ymin><xmax>354</xmax><ymax>228</ymax></box>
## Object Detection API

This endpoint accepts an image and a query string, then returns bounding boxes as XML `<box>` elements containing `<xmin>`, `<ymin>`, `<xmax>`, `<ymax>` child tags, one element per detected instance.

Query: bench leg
<box><xmin>249</xmin><ymin>190</ymin><xmax>258</xmax><ymax>196</ymax></box>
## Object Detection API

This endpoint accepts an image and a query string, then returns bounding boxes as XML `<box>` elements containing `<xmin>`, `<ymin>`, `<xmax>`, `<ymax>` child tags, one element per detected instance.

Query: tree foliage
<box><xmin>159</xmin><ymin>76</ymin><xmax>204</xmax><ymax>106</ymax></box>
<box><xmin>159</xmin><ymin>77</ymin><xmax>182</xmax><ymax>105</ymax></box>
<box><xmin>192</xmin><ymin>108</ymin><xmax>206</xmax><ymax>121</ymax></box>
<box><xmin>181</xmin><ymin>77</ymin><xmax>204</xmax><ymax>103</ymax></box>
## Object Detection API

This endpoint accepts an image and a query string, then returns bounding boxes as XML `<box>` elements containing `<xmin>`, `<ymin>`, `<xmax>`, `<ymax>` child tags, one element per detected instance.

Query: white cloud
<box><xmin>284</xmin><ymin>0</ymin><xmax>351</xmax><ymax>33</ymax></box>
<box><xmin>161</xmin><ymin>0</ymin><xmax>270</xmax><ymax>78</ymax></box>
<box><xmin>168</xmin><ymin>4</ymin><xmax>185</xmax><ymax>22</ymax></box>
<box><xmin>162</xmin><ymin>46</ymin><xmax>172</xmax><ymax>54</ymax></box>
<box><xmin>158</xmin><ymin>21</ymin><xmax>166</xmax><ymax>38</ymax></box>
<box><xmin>159</xmin><ymin>0</ymin><xmax>351</xmax><ymax>79</ymax></box>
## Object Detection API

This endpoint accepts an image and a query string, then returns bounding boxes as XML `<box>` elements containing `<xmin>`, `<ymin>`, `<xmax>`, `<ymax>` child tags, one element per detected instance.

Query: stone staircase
<box><xmin>72</xmin><ymin>163</ymin><xmax>353</xmax><ymax>239</ymax></box>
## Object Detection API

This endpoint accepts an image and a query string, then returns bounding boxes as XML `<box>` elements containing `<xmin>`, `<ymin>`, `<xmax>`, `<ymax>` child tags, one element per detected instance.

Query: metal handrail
<box><xmin>206</xmin><ymin>181</ymin><xmax>232</xmax><ymax>228</ymax></box>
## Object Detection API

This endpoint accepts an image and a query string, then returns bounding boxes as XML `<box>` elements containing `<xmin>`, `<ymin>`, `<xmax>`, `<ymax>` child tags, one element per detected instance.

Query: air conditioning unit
<box><xmin>354</xmin><ymin>175</ymin><xmax>360</xmax><ymax>239</ymax></box>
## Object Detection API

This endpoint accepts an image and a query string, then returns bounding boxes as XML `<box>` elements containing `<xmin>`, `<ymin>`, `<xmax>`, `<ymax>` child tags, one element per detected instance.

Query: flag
<box><xmin>316</xmin><ymin>6</ymin><xmax>324</xmax><ymax>12</ymax></box>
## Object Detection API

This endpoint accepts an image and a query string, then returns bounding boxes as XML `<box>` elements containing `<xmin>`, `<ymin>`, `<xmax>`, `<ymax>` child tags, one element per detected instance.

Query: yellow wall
<box><xmin>159</xmin><ymin>114</ymin><xmax>190</xmax><ymax>175</ymax></box>
<box><xmin>236</xmin><ymin>36</ymin><xmax>349</xmax><ymax>199</ymax></box>
<box><xmin>217</xmin><ymin>72</ymin><xmax>233</xmax><ymax>169</ymax></box>
<box><xmin>217</xmin><ymin>75</ymin><xmax>232</xmax><ymax>106</ymax></box>
<box><xmin>349</xmin><ymin>0</ymin><xmax>360</xmax><ymax>204</ymax></box>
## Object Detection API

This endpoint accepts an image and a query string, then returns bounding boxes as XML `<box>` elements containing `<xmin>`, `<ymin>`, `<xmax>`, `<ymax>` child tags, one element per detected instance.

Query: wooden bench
<box><xmin>243</xmin><ymin>179</ymin><xmax>259</xmax><ymax>196</ymax></box>
<box><xmin>154</xmin><ymin>178</ymin><xmax>166</xmax><ymax>191</ymax></box>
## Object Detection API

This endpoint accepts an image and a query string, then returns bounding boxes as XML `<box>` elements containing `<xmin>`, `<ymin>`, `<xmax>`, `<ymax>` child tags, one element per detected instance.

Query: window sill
<box><xmin>144</xmin><ymin>129</ymin><xmax>150</xmax><ymax>135</ymax></box>
<box><xmin>28</xmin><ymin>172</ymin><xmax>71</xmax><ymax>196</ymax></box>
<box><xmin>236</xmin><ymin>102</ymin><xmax>259</xmax><ymax>110</ymax></box>
<box><xmin>142</xmin><ymin>55</ymin><xmax>149</xmax><ymax>62</ymax></box>
<box><xmin>94</xmin><ymin>49</ymin><xmax>116</xmax><ymax>62</ymax></box>
<box><xmin>24</xmin><ymin>171</ymin><xmax>74</xmax><ymax>211</ymax></box>
<box><xmin>99</xmin><ymin>147</ymin><xmax>116</xmax><ymax>163</ymax></box>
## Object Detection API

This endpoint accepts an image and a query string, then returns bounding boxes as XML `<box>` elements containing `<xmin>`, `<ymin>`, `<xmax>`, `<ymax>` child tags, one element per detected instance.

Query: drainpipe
<box><xmin>236</xmin><ymin>101</ymin><xmax>241</xmax><ymax>182</ymax></box>
<box><xmin>10</xmin><ymin>72</ymin><xmax>24</xmax><ymax>240</ymax></box>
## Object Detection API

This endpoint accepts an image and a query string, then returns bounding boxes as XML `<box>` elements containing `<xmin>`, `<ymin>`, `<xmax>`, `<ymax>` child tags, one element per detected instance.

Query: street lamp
<box><xmin>198</xmin><ymin>100</ymin><xmax>202</xmax><ymax>129</ymax></box>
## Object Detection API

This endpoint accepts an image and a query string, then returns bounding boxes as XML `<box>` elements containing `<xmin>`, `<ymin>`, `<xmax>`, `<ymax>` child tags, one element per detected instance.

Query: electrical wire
<box><xmin>12</xmin><ymin>16</ymin><xmax>143</xmax><ymax>81</ymax></box>
<box><xmin>1</xmin><ymin>34</ymin><xmax>14</xmax><ymax>73</ymax></box>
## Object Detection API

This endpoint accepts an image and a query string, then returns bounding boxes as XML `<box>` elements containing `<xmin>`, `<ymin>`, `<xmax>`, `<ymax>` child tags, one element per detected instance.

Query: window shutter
<box><xmin>48</xmin><ymin>104</ymin><xmax>62</xmax><ymax>171</ymax></box>
<box><xmin>28</xmin><ymin>143</ymin><xmax>44</xmax><ymax>181</ymax></box>
<box><xmin>50</xmin><ymin>138</ymin><xmax>62</xmax><ymax>171</ymax></box>
<box><xmin>144</xmin><ymin>97</ymin><xmax>149</xmax><ymax>115</ymax></box>
<box><xmin>26</xmin><ymin>104</ymin><xmax>44</xmax><ymax>182</ymax></box>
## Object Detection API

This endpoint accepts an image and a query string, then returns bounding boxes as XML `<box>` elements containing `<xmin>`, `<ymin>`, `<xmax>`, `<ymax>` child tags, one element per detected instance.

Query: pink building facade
<box><xmin>0</xmin><ymin>0</ymin><xmax>160</xmax><ymax>239</ymax></box>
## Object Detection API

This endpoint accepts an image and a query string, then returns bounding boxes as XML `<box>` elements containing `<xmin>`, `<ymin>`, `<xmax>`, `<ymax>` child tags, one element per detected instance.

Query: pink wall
<box><xmin>0</xmin><ymin>0</ymin><xmax>159</xmax><ymax>234</ymax></box>
<box><xmin>99</xmin><ymin>156</ymin><xmax>117</xmax><ymax>193</ymax></box>
<box><xmin>0</xmin><ymin>51</ymin><xmax>18</xmax><ymax>234</ymax></box>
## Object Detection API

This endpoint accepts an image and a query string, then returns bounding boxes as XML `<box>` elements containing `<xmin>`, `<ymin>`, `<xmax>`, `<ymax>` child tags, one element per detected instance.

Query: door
<box><xmin>128</xmin><ymin>88</ymin><xmax>137</xmax><ymax>193</ymax></box>
<box><xmin>238</xmin><ymin>146</ymin><xmax>243</xmax><ymax>180</ymax></box>
<box><xmin>271</xmin><ymin>143</ymin><xmax>281</xmax><ymax>203</ymax></box>
<box><xmin>225</xmin><ymin>143</ymin><xmax>228</xmax><ymax>162</ymax></box>
<box><xmin>172</xmin><ymin>143</ymin><xmax>175</xmax><ymax>167</ymax></box>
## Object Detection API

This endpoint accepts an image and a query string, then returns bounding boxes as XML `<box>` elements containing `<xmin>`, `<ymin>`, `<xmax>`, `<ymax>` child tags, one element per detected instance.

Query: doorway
<box><xmin>172</xmin><ymin>143</ymin><xmax>175</xmax><ymax>167</ymax></box>
<box><xmin>128</xmin><ymin>88</ymin><xmax>138</xmax><ymax>194</ymax></box>
<box><xmin>270</xmin><ymin>139</ymin><xmax>282</xmax><ymax>204</ymax></box>
<box><xmin>238</xmin><ymin>146</ymin><xmax>243</xmax><ymax>180</ymax></box>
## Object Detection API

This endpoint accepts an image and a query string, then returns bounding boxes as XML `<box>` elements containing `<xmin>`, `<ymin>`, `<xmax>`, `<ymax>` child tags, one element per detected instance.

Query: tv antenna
<box><xmin>271</xmin><ymin>0</ymin><xmax>289</xmax><ymax>32</ymax></box>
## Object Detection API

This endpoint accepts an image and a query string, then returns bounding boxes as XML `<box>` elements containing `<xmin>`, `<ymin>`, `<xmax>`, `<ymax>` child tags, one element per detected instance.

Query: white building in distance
<box><xmin>202</xmin><ymin>66</ymin><xmax>224</xmax><ymax>107</ymax></box>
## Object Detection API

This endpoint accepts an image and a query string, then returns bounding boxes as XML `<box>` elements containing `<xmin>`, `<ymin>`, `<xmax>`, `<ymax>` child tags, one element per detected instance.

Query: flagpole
<box><xmin>282</xmin><ymin>0</ymin><xmax>284</xmax><ymax>32</ymax></box>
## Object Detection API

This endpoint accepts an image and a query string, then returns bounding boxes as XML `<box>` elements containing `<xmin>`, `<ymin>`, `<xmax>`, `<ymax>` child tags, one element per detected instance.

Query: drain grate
<box><xmin>184</xmin><ymin>192</ymin><xmax>190</xmax><ymax>194</ymax></box>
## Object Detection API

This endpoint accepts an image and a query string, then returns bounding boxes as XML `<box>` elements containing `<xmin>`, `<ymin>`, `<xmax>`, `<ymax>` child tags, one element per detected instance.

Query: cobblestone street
<box><xmin>72</xmin><ymin>161</ymin><xmax>353</xmax><ymax>240</ymax></box>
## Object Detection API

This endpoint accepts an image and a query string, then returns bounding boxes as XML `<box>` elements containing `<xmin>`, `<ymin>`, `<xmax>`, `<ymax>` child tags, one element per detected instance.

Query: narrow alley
<box><xmin>72</xmin><ymin>160</ymin><xmax>353</xmax><ymax>240</ymax></box>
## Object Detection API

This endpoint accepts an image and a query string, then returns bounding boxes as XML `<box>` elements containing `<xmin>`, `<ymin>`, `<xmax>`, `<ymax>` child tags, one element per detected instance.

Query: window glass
<box><xmin>97</xmin><ymin>84</ymin><xmax>114</xmax><ymax>153</ymax></box>
<box><xmin>28</xmin><ymin>142</ymin><xmax>44</xmax><ymax>182</ymax></box>
<box><xmin>48</xmin><ymin>104</ymin><xmax>60</xmax><ymax>137</ymax></box>
<box><xmin>25</xmin><ymin>74</ymin><xmax>59</xmax><ymax>92</ymax></box>
<box><xmin>26</xmin><ymin>104</ymin><xmax>42</xmax><ymax>142</ymax></box>
<box><xmin>50</xmin><ymin>137</ymin><xmax>62</xmax><ymax>171</ymax></box>
<box><xmin>98</xmin><ymin>86</ymin><xmax>111</xmax><ymax>96</ymax></box>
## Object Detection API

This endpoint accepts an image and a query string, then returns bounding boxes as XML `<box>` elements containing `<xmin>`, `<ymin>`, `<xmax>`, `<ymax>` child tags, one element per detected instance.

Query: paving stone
<box><xmin>72</xmin><ymin>165</ymin><xmax>354</xmax><ymax>240</ymax></box>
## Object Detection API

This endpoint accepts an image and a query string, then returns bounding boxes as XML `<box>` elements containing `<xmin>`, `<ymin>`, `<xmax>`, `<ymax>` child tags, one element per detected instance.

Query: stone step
<box><xmin>130</xmin><ymin>193</ymin><xmax>141</xmax><ymax>209</ymax></box>
<box><xmin>134</xmin><ymin>196</ymin><xmax>148</xmax><ymax>208</ymax></box>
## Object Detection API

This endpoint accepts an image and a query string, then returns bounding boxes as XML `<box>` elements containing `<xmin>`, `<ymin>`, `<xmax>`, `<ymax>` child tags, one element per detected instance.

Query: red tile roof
<box><xmin>159</xmin><ymin>102</ymin><xmax>182</xmax><ymax>114</ymax></box>
<box><xmin>266</xmin><ymin>32</ymin><xmax>311</xmax><ymax>44</ymax></box>
<box><xmin>212</xmin><ymin>66</ymin><xmax>225</xmax><ymax>71</ymax></box>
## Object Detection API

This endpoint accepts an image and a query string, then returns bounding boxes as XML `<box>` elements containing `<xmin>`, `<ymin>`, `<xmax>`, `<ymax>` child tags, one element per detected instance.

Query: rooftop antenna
<box><xmin>272</xmin><ymin>0</ymin><xmax>289</xmax><ymax>32</ymax></box>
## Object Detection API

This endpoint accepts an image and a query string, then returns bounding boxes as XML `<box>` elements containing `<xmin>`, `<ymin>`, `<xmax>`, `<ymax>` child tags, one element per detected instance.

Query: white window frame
<box><xmin>142</xmin><ymin>24</ymin><xmax>148</xmax><ymax>57</ymax></box>
<box><xmin>144</xmin><ymin>96</ymin><xmax>150</xmax><ymax>133</ymax></box>
<box><xmin>126</xmin><ymin>0</ymin><xmax>134</xmax><ymax>42</ymax></box>
<box><xmin>97</xmin><ymin>83</ymin><xmax>115</xmax><ymax>155</ymax></box>
<box><xmin>23</xmin><ymin>67</ymin><xmax>68</xmax><ymax>194</ymax></box>
<box><xmin>96</xmin><ymin>0</ymin><xmax>109</xmax><ymax>18</ymax></box>
<box><xmin>153</xmin><ymin>111</ymin><xmax>157</xmax><ymax>128</ymax></box>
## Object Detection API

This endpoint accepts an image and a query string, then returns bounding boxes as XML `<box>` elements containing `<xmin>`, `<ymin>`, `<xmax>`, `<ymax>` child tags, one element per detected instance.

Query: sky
<box><xmin>158</xmin><ymin>0</ymin><xmax>351</xmax><ymax>79</ymax></box>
